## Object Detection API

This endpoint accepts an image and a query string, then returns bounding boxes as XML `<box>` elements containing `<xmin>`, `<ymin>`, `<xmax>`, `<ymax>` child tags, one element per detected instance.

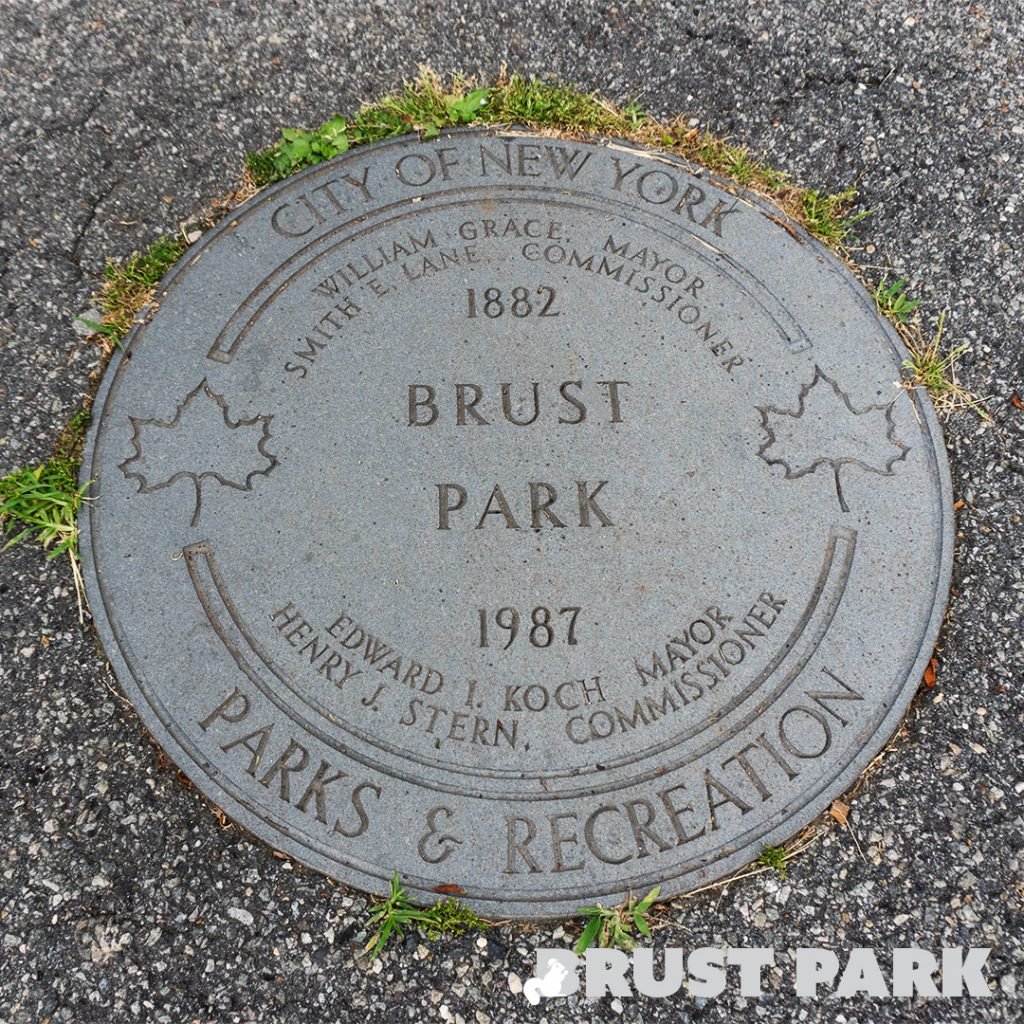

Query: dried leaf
<box><xmin>829</xmin><ymin>799</ymin><xmax>849</xmax><ymax>826</ymax></box>
<box><xmin>1011</xmin><ymin>393</ymin><xmax>1023</xmax><ymax>411</ymax></box>
<box><xmin>953</xmin><ymin>499</ymin><xmax>965</xmax><ymax>510</ymax></box>
<box><xmin>923</xmin><ymin>657</ymin><xmax>938</xmax><ymax>688</ymax></box>
<box><xmin>433</xmin><ymin>883</ymin><xmax>466</xmax><ymax>896</ymax></box>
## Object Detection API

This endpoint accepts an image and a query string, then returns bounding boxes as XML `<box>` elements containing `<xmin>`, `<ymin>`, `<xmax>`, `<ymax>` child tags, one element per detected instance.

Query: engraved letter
<box><xmin>545</xmin><ymin>145</ymin><xmax>592</xmax><ymax>180</ymax></box>
<box><xmin>408</xmin><ymin>385</ymin><xmax>439</xmax><ymax>426</ymax></box>
<box><xmin>476</xmin><ymin>484</ymin><xmax>521</xmax><ymax>530</ymax></box>
<box><xmin>584</xmin><ymin>805</ymin><xmax>631</xmax><ymax>865</ymax></box>
<box><xmin>530</xmin><ymin>482</ymin><xmax>567</xmax><ymax>529</ymax></box>
<box><xmin>505</xmin><ymin>815</ymin><xmax>542</xmax><ymax>873</ymax></box>
<box><xmin>221</xmin><ymin>724</ymin><xmax>273</xmax><ymax>776</ymax></box>
<box><xmin>270</xmin><ymin>196</ymin><xmax>322</xmax><ymax>238</ymax></box>
<box><xmin>500</xmin><ymin>382</ymin><xmax>541</xmax><ymax>426</ymax></box>
<box><xmin>296</xmin><ymin>760</ymin><xmax>348</xmax><ymax>823</ymax></box>
<box><xmin>549</xmin><ymin>813</ymin><xmax>585</xmax><ymax>872</ymax></box>
<box><xmin>596</xmin><ymin>380</ymin><xmax>629</xmax><ymax>423</ymax></box>
<box><xmin>701</xmin><ymin>198</ymin><xmax>741</xmax><ymax>238</ymax></box>
<box><xmin>480</xmin><ymin>141</ymin><xmax>513</xmax><ymax>176</ymax></box>
<box><xmin>333</xmin><ymin>781</ymin><xmax>382</xmax><ymax>838</ymax></box>
<box><xmin>577</xmin><ymin>481</ymin><xmax>613</xmax><ymax>527</ymax></box>
<box><xmin>658</xmin><ymin>783</ymin><xmax>707</xmax><ymax>845</ymax></box>
<box><xmin>624</xmin><ymin>798</ymin><xmax>673</xmax><ymax>858</ymax></box>
<box><xmin>672</xmin><ymin>182</ymin><xmax>705</xmax><ymax>222</ymax></box>
<box><xmin>805</xmin><ymin>666</ymin><xmax>864</xmax><ymax>727</ymax></box>
<box><xmin>395</xmin><ymin>153</ymin><xmax>436</xmax><ymax>187</ymax></box>
<box><xmin>704</xmin><ymin>768</ymin><xmax>753</xmax><ymax>830</ymax></box>
<box><xmin>437</xmin><ymin>484</ymin><xmax>468</xmax><ymax>530</ymax></box>
<box><xmin>199</xmin><ymin>687</ymin><xmax>250</xmax><ymax>730</ymax></box>
<box><xmin>558</xmin><ymin>381</ymin><xmax>587</xmax><ymax>424</ymax></box>
<box><xmin>342</xmin><ymin>165</ymin><xmax>373</xmax><ymax>203</ymax></box>
<box><xmin>610</xmin><ymin>157</ymin><xmax>641</xmax><ymax>192</ymax></box>
<box><xmin>777</xmin><ymin>706</ymin><xmax>832</xmax><ymax>759</ymax></box>
<box><xmin>637</xmin><ymin>169</ymin><xmax>679</xmax><ymax>206</ymax></box>
<box><xmin>436</xmin><ymin>148</ymin><xmax>459</xmax><ymax>180</ymax></box>
<box><xmin>258</xmin><ymin>738</ymin><xmax>310</xmax><ymax>801</ymax></box>
<box><xmin>456</xmin><ymin>383</ymin><xmax>489</xmax><ymax>425</ymax></box>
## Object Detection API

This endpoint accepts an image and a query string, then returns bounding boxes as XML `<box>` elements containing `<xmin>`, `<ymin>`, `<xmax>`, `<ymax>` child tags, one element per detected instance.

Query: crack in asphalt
<box><xmin>69</xmin><ymin>176</ymin><xmax>124</xmax><ymax>266</ymax></box>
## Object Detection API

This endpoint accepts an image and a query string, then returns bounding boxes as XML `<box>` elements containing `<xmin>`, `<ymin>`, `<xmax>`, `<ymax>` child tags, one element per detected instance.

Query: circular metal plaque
<box><xmin>82</xmin><ymin>129</ymin><xmax>952</xmax><ymax>918</ymax></box>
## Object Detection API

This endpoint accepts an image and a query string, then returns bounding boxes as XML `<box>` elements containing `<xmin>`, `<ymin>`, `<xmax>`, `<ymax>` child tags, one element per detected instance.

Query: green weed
<box><xmin>364</xmin><ymin>874</ymin><xmax>434</xmax><ymax>958</ymax></box>
<box><xmin>757</xmin><ymin>844</ymin><xmax>788</xmax><ymax>878</ymax></box>
<box><xmin>250</xmin><ymin>72</ymin><xmax>494</xmax><ymax>184</ymax></box>
<box><xmin>74</xmin><ymin>316</ymin><xmax>123</xmax><ymax>346</ymax></box>
<box><xmin>575</xmin><ymin>886</ymin><xmax>660</xmax><ymax>955</ymax></box>
<box><xmin>901</xmin><ymin>311</ymin><xmax>988</xmax><ymax>416</ymax></box>
<box><xmin>722</xmin><ymin>144</ymin><xmax>759</xmax><ymax>186</ymax></box>
<box><xmin>54</xmin><ymin>407</ymin><xmax>92</xmax><ymax>464</ymax></box>
<box><xmin>481</xmin><ymin>74</ymin><xmax>622</xmax><ymax>130</ymax></box>
<box><xmin>242</xmin><ymin>147</ymin><xmax>278</xmax><ymax>186</ymax></box>
<box><xmin>874</xmin><ymin>277</ymin><xmax>921</xmax><ymax>323</ymax></box>
<box><xmin>0</xmin><ymin>408</ymin><xmax>92</xmax><ymax>616</ymax></box>
<box><xmin>364</xmin><ymin>874</ymin><xmax>487</xmax><ymax>959</ymax></box>
<box><xmin>800</xmin><ymin>187</ymin><xmax>871</xmax><ymax>246</ymax></box>
<box><xmin>0</xmin><ymin>459</ymin><xmax>85</xmax><ymax>562</ymax></box>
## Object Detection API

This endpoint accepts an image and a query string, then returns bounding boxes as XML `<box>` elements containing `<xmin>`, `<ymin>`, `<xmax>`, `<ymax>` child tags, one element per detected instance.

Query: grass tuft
<box><xmin>242</xmin><ymin>68</ymin><xmax>833</xmax><ymax>244</ymax></box>
<box><xmin>0</xmin><ymin>407</ymin><xmax>93</xmax><ymax>618</ymax></box>
<box><xmin>575</xmin><ymin>885</ymin><xmax>660</xmax><ymax>954</ymax></box>
<box><xmin>420</xmin><ymin>897</ymin><xmax>488</xmax><ymax>941</ymax></box>
<box><xmin>243</xmin><ymin>68</ymin><xmax>867</xmax><ymax>257</ymax></box>
<box><xmin>900</xmin><ymin>311</ymin><xmax>987</xmax><ymax>417</ymax></box>
<box><xmin>97</xmin><ymin>236</ymin><xmax>187</xmax><ymax>339</ymax></box>
<box><xmin>481</xmin><ymin>72</ymin><xmax>633</xmax><ymax>132</ymax></box>
<box><xmin>243</xmin><ymin>148</ymin><xmax>278</xmax><ymax>188</ymax></box>
<box><xmin>364</xmin><ymin>873</ymin><xmax>487</xmax><ymax>960</ymax></box>
<box><xmin>800</xmin><ymin>187</ymin><xmax>871</xmax><ymax>246</ymax></box>
<box><xmin>74</xmin><ymin>235</ymin><xmax>188</xmax><ymax>356</ymax></box>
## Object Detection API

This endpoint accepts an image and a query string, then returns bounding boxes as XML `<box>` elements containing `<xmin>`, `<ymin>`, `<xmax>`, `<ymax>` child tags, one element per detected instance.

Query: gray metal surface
<box><xmin>81</xmin><ymin>130</ymin><xmax>952</xmax><ymax>918</ymax></box>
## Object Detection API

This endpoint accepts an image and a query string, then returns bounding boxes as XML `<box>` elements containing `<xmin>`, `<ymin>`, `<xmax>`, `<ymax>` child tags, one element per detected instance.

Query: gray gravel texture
<box><xmin>1</xmin><ymin>1</ymin><xmax>1022</xmax><ymax>1022</ymax></box>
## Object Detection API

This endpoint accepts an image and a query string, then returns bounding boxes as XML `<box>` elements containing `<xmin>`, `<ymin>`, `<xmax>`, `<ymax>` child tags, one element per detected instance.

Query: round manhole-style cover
<box><xmin>81</xmin><ymin>128</ymin><xmax>952</xmax><ymax>918</ymax></box>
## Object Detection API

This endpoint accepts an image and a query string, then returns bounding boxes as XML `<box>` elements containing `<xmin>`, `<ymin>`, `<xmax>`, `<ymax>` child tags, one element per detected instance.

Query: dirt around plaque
<box><xmin>81</xmin><ymin>128</ymin><xmax>953</xmax><ymax>919</ymax></box>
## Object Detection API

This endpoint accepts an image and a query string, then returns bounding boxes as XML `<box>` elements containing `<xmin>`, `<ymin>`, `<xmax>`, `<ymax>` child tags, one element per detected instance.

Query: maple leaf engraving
<box><xmin>757</xmin><ymin>367</ymin><xmax>909</xmax><ymax>512</ymax></box>
<box><xmin>119</xmin><ymin>379</ymin><xmax>277</xmax><ymax>527</ymax></box>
